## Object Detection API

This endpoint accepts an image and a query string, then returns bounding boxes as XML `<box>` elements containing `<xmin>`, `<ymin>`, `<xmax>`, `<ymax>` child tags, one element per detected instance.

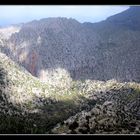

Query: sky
<box><xmin>0</xmin><ymin>6</ymin><xmax>129</xmax><ymax>27</ymax></box>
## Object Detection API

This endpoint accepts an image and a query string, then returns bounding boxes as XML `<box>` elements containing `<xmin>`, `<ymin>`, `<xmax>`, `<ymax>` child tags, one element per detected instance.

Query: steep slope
<box><xmin>0</xmin><ymin>51</ymin><xmax>103</xmax><ymax>133</ymax></box>
<box><xmin>2</xmin><ymin>17</ymin><xmax>101</xmax><ymax>84</ymax></box>
<box><xmin>0</xmin><ymin>51</ymin><xmax>140</xmax><ymax>134</ymax></box>
<box><xmin>83</xmin><ymin>6</ymin><xmax>140</xmax><ymax>82</ymax></box>
<box><xmin>7</xmin><ymin>18</ymin><xmax>98</xmax><ymax>80</ymax></box>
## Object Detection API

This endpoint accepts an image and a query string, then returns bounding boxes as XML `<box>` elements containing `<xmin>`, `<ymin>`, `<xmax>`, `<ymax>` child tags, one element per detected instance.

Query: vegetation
<box><xmin>0</xmin><ymin>52</ymin><xmax>140</xmax><ymax>134</ymax></box>
<box><xmin>0</xmin><ymin>7</ymin><xmax>140</xmax><ymax>134</ymax></box>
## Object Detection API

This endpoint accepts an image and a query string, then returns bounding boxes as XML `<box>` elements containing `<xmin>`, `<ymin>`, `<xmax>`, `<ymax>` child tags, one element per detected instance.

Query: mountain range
<box><xmin>1</xmin><ymin>6</ymin><xmax>140</xmax><ymax>84</ymax></box>
<box><xmin>0</xmin><ymin>6</ymin><xmax>140</xmax><ymax>134</ymax></box>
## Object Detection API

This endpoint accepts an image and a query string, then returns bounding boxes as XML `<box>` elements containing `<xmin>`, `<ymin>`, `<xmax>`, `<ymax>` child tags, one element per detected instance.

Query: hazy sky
<box><xmin>0</xmin><ymin>6</ymin><xmax>129</xmax><ymax>27</ymax></box>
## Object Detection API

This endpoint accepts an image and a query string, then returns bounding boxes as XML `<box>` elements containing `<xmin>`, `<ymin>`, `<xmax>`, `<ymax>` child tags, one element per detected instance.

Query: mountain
<box><xmin>83</xmin><ymin>6</ymin><xmax>140</xmax><ymax>82</ymax></box>
<box><xmin>0</xmin><ymin>51</ymin><xmax>96</xmax><ymax>133</ymax></box>
<box><xmin>1</xmin><ymin>17</ymin><xmax>100</xmax><ymax>86</ymax></box>
<box><xmin>1</xmin><ymin>7</ymin><xmax>139</xmax><ymax>84</ymax></box>
<box><xmin>107</xmin><ymin>6</ymin><xmax>140</xmax><ymax>30</ymax></box>
<box><xmin>0</xmin><ymin>51</ymin><xmax>140</xmax><ymax>134</ymax></box>
<box><xmin>0</xmin><ymin>6</ymin><xmax>140</xmax><ymax>134</ymax></box>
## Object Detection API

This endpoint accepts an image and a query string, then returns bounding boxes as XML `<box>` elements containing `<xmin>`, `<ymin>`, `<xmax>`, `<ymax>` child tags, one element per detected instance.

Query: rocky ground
<box><xmin>51</xmin><ymin>81</ymin><xmax>140</xmax><ymax>134</ymax></box>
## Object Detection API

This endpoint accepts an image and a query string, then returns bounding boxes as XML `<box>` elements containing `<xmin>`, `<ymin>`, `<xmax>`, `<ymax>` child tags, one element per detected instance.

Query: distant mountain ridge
<box><xmin>106</xmin><ymin>6</ymin><xmax>140</xmax><ymax>30</ymax></box>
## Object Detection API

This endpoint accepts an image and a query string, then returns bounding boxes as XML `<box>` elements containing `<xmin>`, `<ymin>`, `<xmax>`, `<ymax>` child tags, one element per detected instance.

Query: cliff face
<box><xmin>0</xmin><ymin>7</ymin><xmax>140</xmax><ymax>84</ymax></box>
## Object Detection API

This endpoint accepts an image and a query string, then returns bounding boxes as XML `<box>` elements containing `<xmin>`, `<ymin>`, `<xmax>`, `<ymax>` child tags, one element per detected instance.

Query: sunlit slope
<box><xmin>0</xmin><ymin>52</ymin><xmax>101</xmax><ymax>133</ymax></box>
